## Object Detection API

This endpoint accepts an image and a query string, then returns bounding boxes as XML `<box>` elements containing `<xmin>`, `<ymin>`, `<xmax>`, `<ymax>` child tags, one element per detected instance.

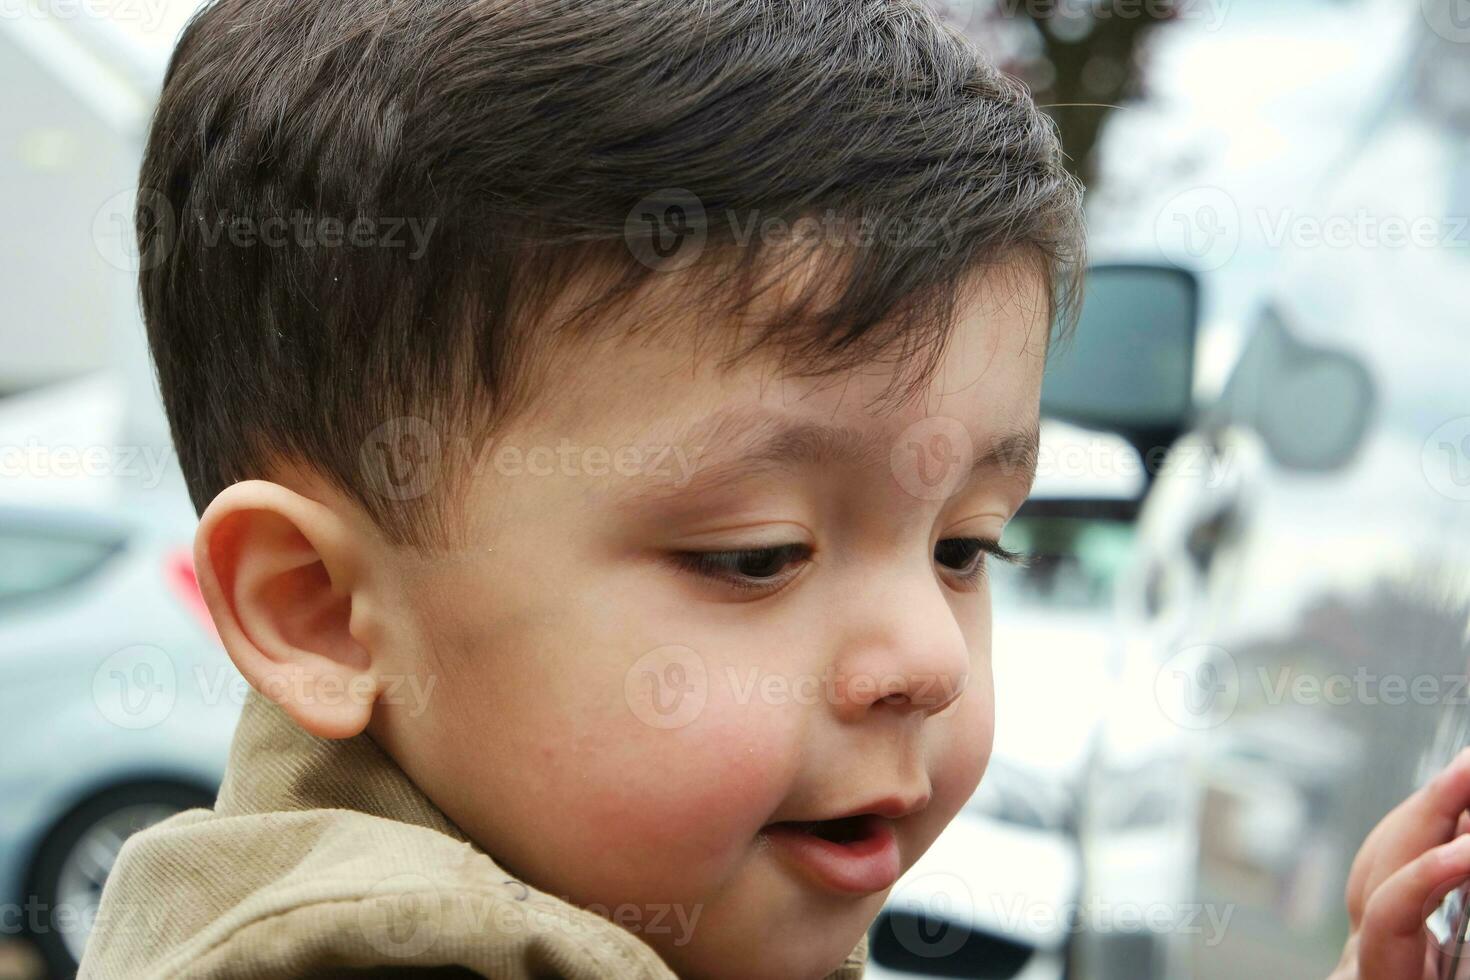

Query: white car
<box><xmin>0</xmin><ymin>492</ymin><xmax>242</xmax><ymax>977</ymax></box>
<box><xmin>1074</xmin><ymin>4</ymin><xmax>1470</xmax><ymax>979</ymax></box>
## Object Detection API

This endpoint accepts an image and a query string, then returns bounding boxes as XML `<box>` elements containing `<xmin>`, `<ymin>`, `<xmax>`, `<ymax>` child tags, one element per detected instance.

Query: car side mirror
<box><xmin>1217</xmin><ymin>304</ymin><xmax>1376</xmax><ymax>472</ymax></box>
<box><xmin>1041</xmin><ymin>264</ymin><xmax>1200</xmax><ymax>473</ymax></box>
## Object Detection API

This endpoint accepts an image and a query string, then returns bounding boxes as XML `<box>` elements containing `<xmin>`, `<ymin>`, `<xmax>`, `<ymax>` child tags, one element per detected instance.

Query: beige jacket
<box><xmin>80</xmin><ymin>687</ymin><xmax>869</xmax><ymax>978</ymax></box>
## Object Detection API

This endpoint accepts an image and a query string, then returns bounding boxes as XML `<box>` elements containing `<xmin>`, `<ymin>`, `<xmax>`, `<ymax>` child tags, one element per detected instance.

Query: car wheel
<box><xmin>24</xmin><ymin>781</ymin><xmax>214</xmax><ymax>978</ymax></box>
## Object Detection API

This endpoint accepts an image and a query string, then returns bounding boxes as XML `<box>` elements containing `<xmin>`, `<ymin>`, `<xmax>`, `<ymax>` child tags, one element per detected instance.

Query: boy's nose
<box><xmin>826</xmin><ymin>570</ymin><xmax>973</xmax><ymax>724</ymax></box>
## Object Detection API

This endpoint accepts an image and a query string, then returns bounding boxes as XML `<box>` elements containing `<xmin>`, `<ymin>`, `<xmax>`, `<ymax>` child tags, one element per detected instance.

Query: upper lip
<box><xmin>780</xmin><ymin>792</ymin><xmax>932</xmax><ymax>824</ymax></box>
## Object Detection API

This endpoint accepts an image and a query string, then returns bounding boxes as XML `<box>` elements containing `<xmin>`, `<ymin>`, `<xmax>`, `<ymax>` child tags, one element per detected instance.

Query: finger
<box><xmin>1358</xmin><ymin>833</ymin><xmax>1470</xmax><ymax>978</ymax></box>
<box><xmin>1349</xmin><ymin>749</ymin><xmax>1470</xmax><ymax>919</ymax></box>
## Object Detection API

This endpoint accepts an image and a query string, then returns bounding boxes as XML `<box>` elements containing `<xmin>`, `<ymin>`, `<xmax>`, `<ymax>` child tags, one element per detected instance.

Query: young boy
<box><xmin>82</xmin><ymin>0</ymin><xmax>1470</xmax><ymax>977</ymax></box>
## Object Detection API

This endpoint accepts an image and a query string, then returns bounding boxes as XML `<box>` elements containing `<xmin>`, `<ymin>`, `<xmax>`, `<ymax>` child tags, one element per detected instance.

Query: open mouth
<box><xmin>770</xmin><ymin>815</ymin><xmax>876</xmax><ymax>846</ymax></box>
<box><xmin>760</xmin><ymin>813</ymin><xmax>901</xmax><ymax>895</ymax></box>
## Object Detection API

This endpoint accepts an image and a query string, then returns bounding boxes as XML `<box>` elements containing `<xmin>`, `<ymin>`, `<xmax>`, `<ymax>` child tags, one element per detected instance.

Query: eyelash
<box><xmin>670</xmin><ymin>538</ymin><xmax>1030</xmax><ymax>595</ymax></box>
<box><xmin>934</xmin><ymin>537</ymin><xmax>1031</xmax><ymax>590</ymax></box>
<box><xmin>670</xmin><ymin>543</ymin><xmax>813</xmax><ymax>594</ymax></box>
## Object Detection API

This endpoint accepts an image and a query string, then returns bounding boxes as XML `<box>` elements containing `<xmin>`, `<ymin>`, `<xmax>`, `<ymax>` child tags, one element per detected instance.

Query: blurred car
<box><xmin>1070</xmin><ymin>7</ymin><xmax>1470</xmax><ymax>978</ymax></box>
<box><xmin>0</xmin><ymin>498</ymin><xmax>240</xmax><ymax>977</ymax></box>
<box><xmin>1086</xmin><ymin>0</ymin><xmax>1419</xmax><ymax>403</ymax></box>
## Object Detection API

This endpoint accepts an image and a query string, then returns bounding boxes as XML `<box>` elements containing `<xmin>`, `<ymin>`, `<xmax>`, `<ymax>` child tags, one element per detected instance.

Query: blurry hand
<box><xmin>1332</xmin><ymin>748</ymin><xmax>1470</xmax><ymax>979</ymax></box>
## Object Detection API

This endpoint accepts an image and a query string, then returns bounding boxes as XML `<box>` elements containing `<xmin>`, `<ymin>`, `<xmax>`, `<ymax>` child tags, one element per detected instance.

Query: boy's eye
<box><xmin>671</xmin><ymin>543</ymin><xmax>813</xmax><ymax>593</ymax></box>
<box><xmin>934</xmin><ymin>536</ymin><xmax>1028</xmax><ymax>588</ymax></box>
<box><xmin>935</xmin><ymin>537</ymin><xmax>985</xmax><ymax>574</ymax></box>
<box><xmin>671</xmin><ymin>537</ymin><xmax>1030</xmax><ymax>595</ymax></box>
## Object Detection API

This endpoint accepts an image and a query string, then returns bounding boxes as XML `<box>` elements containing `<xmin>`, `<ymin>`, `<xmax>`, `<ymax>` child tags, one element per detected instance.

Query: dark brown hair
<box><xmin>139</xmin><ymin>0</ymin><xmax>1084</xmax><ymax>551</ymax></box>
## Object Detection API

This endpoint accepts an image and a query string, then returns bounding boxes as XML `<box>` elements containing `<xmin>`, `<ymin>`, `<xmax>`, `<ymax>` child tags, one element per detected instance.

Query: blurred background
<box><xmin>1</xmin><ymin>0</ymin><xmax>1468</xmax><ymax>977</ymax></box>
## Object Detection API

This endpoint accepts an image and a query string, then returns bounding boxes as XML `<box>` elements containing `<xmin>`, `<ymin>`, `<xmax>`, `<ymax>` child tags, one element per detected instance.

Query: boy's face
<box><xmin>368</xmin><ymin>262</ymin><xmax>1049</xmax><ymax>980</ymax></box>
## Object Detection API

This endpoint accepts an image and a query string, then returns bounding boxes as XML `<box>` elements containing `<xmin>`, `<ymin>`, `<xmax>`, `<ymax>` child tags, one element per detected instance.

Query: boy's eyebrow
<box><xmin>611</xmin><ymin>406</ymin><xmax>1040</xmax><ymax>507</ymax></box>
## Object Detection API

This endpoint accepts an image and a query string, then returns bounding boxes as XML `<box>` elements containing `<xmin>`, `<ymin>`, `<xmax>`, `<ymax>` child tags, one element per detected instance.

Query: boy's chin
<box><xmin>650</xmin><ymin>907</ymin><xmax>872</xmax><ymax>980</ymax></box>
<box><xmin>661</xmin><ymin>947</ymin><xmax>860</xmax><ymax>980</ymax></box>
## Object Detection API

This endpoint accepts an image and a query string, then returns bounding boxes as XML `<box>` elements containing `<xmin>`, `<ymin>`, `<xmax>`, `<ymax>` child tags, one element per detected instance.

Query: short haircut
<box><xmin>139</xmin><ymin>0</ymin><xmax>1084</xmax><ymax>552</ymax></box>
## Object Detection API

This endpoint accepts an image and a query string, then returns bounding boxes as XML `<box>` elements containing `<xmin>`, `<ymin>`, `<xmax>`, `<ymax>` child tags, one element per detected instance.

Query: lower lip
<box><xmin>762</xmin><ymin>815</ymin><xmax>901</xmax><ymax>896</ymax></box>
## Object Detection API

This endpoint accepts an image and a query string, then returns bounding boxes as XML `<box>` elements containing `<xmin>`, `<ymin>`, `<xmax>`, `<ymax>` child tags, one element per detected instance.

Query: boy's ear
<box><xmin>193</xmin><ymin>479</ymin><xmax>382</xmax><ymax>739</ymax></box>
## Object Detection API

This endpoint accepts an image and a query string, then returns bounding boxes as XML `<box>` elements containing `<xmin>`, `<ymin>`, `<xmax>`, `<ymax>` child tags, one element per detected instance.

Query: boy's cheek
<box><xmin>582</xmin><ymin>694</ymin><xmax>801</xmax><ymax>840</ymax></box>
<box><xmin>928</xmin><ymin>676</ymin><xmax>996</xmax><ymax>823</ymax></box>
<box><xmin>534</xmin><ymin>698</ymin><xmax>802</xmax><ymax>897</ymax></box>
